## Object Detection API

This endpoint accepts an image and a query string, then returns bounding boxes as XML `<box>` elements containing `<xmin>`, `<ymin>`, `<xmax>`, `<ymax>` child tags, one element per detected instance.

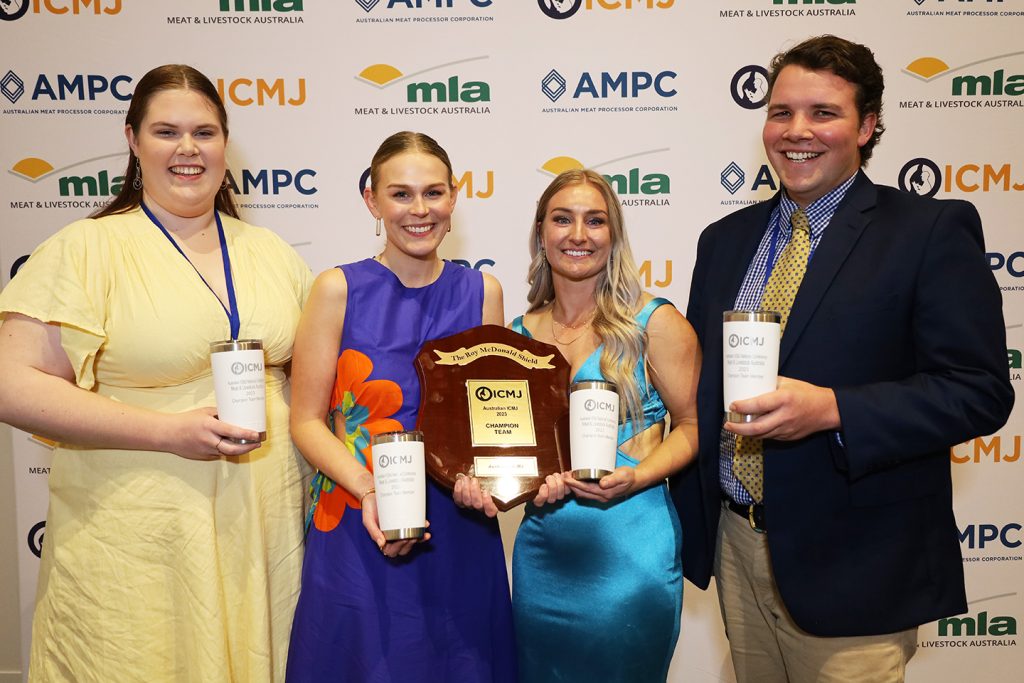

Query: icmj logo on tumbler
<box><xmin>584</xmin><ymin>398</ymin><xmax>616</xmax><ymax>412</ymax></box>
<box><xmin>232</xmin><ymin>360</ymin><xmax>264</xmax><ymax>375</ymax></box>
<box><xmin>377</xmin><ymin>452</ymin><xmax>413</xmax><ymax>469</ymax></box>
<box><xmin>729</xmin><ymin>333</ymin><xmax>766</xmax><ymax>348</ymax></box>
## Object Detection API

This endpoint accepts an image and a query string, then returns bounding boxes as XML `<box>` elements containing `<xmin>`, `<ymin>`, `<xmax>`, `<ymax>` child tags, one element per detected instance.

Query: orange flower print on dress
<box><xmin>306</xmin><ymin>349</ymin><xmax>403</xmax><ymax>534</ymax></box>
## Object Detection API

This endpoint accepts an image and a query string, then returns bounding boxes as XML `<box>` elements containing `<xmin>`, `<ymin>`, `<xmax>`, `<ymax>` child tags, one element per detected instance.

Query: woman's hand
<box><xmin>158</xmin><ymin>407</ymin><xmax>262</xmax><ymax>461</ymax></box>
<box><xmin>360</xmin><ymin>491</ymin><xmax>431</xmax><ymax>558</ymax></box>
<box><xmin>531</xmin><ymin>472</ymin><xmax>570</xmax><ymax>507</ymax></box>
<box><xmin>453</xmin><ymin>474</ymin><xmax>499</xmax><ymax>517</ymax></box>
<box><xmin>563</xmin><ymin>467</ymin><xmax>636</xmax><ymax>503</ymax></box>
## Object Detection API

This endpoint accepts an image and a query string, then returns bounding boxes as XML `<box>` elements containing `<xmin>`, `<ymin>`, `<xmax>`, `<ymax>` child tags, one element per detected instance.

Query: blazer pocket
<box><xmin>827</xmin><ymin>293</ymin><xmax>899</xmax><ymax>319</ymax></box>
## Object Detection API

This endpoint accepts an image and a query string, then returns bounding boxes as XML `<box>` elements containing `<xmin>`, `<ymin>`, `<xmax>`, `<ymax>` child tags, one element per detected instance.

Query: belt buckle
<box><xmin>747</xmin><ymin>504</ymin><xmax>766</xmax><ymax>534</ymax></box>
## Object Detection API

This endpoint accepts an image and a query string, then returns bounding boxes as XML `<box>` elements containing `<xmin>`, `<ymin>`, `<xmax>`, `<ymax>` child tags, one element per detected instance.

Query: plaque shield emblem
<box><xmin>415</xmin><ymin>325</ymin><xmax>570</xmax><ymax>511</ymax></box>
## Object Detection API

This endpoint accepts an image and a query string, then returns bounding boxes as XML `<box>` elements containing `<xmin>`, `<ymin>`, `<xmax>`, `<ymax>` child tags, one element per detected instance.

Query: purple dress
<box><xmin>286</xmin><ymin>259</ymin><xmax>517</xmax><ymax>682</ymax></box>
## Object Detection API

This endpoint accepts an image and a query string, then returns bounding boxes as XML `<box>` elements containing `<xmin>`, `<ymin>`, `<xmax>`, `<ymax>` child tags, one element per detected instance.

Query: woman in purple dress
<box><xmin>285</xmin><ymin>132</ymin><xmax>516</xmax><ymax>682</ymax></box>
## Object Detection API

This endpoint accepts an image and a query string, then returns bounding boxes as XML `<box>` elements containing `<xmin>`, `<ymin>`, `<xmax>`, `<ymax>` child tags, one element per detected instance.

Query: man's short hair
<box><xmin>766</xmin><ymin>35</ymin><xmax>886</xmax><ymax>164</ymax></box>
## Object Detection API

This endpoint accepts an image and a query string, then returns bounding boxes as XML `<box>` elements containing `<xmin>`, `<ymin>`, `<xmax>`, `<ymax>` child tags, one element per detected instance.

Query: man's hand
<box><xmin>726</xmin><ymin>376</ymin><xmax>840</xmax><ymax>441</ymax></box>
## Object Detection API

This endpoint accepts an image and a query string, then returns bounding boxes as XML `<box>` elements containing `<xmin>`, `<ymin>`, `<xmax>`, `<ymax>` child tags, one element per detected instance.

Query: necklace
<box><xmin>550</xmin><ymin>308</ymin><xmax>596</xmax><ymax>346</ymax></box>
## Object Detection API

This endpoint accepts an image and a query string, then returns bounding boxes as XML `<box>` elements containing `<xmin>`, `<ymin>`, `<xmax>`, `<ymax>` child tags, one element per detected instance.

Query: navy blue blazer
<box><xmin>674</xmin><ymin>172</ymin><xmax>1013</xmax><ymax>637</ymax></box>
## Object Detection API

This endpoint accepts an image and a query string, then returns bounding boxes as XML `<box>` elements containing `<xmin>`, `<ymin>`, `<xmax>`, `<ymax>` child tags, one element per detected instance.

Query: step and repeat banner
<box><xmin>1</xmin><ymin>1</ymin><xmax>1022</xmax><ymax>680</ymax></box>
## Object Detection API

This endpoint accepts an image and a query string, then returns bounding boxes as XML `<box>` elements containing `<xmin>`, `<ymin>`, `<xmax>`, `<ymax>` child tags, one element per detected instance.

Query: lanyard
<box><xmin>141</xmin><ymin>201</ymin><xmax>241</xmax><ymax>340</ymax></box>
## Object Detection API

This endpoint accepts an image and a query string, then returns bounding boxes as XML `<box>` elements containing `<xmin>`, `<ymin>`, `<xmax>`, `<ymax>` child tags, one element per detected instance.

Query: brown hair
<box><xmin>93</xmin><ymin>64</ymin><xmax>238</xmax><ymax>219</ymax></box>
<box><xmin>368</xmin><ymin>131</ymin><xmax>455</xmax><ymax>192</ymax></box>
<box><xmin>767</xmin><ymin>35</ymin><xmax>886</xmax><ymax>164</ymax></box>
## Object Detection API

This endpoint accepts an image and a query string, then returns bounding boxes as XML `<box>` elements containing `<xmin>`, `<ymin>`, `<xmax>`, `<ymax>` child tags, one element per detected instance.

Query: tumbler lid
<box><xmin>570</xmin><ymin>380</ymin><xmax>618</xmax><ymax>394</ymax></box>
<box><xmin>722</xmin><ymin>310</ymin><xmax>781</xmax><ymax>324</ymax></box>
<box><xmin>210</xmin><ymin>339</ymin><xmax>264</xmax><ymax>353</ymax></box>
<box><xmin>371</xmin><ymin>430</ymin><xmax>424</xmax><ymax>445</ymax></box>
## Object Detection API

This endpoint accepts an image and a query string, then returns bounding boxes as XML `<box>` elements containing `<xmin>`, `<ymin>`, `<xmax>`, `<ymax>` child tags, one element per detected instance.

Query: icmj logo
<box><xmin>220</xmin><ymin>0</ymin><xmax>303</xmax><ymax>10</ymax></box>
<box><xmin>950</xmin><ymin>435</ymin><xmax>1023</xmax><ymax>463</ymax></box>
<box><xmin>731</xmin><ymin>66</ymin><xmax>769</xmax><ymax>110</ymax></box>
<box><xmin>538</xmin><ymin>0</ymin><xmax>674</xmax><ymax>20</ymax></box>
<box><xmin>541</xmin><ymin>68</ymin><xmax>676</xmax><ymax>102</ymax></box>
<box><xmin>355</xmin><ymin>0</ymin><xmax>492</xmax><ymax>11</ymax></box>
<box><xmin>357</xmin><ymin>166</ymin><xmax>492</xmax><ymax>199</ymax></box>
<box><xmin>898</xmin><ymin>157</ymin><xmax>1024</xmax><ymax>197</ymax></box>
<box><xmin>217</xmin><ymin>77</ymin><xmax>306</xmax><ymax>107</ymax></box>
<box><xmin>728</xmin><ymin>334</ymin><xmax>765</xmax><ymax>348</ymax></box>
<box><xmin>28</xmin><ymin>521</ymin><xmax>45</xmax><ymax>558</ymax></box>
<box><xmin>903</xmin><ymin>51</ymin><xmax>1024</xmax><ymax>97</ymax></box>
<box><xmin>356</xmin><ymin>57</ymin><xmax>490</xmax><ymax>102</ymax></box>
<box><xmin>720</xmin><ymin>161</ymin><xmax>779</xmax><ymax>195</ymax></box>
<box><xmin>1</xmin><ymin>71</ymin><xmax>132</xmax><ymax>103</ymax></box>
<box><xmin>1</xmin><ymin>0</ymin><xmax>122</xmax><ymax>20</ymax></box>
<box><xmin>584</xmin><ymin>398</ymin><xmax>615</xmax><ymax>412</ymax></box>
<box><xmin>10</xmin><ymin>153</ymin><xmax>126</xmax><ymax>197</ymax></box>
<box><xmin>231</xmin><ymin>360</ymin><xmax>263</xmax><ymax>374</ymax></box>
<box><xmin>539</xmin><ymin>153</ymin><xmax>670</xmax><ymax>196</ymax></box>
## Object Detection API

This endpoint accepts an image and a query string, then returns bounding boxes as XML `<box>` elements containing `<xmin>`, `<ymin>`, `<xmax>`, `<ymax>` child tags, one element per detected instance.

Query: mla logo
<box><xmin>538</xmin><ymin>0</ymin><xmax>673</xmax><ymax>20</ymax></box>
<box><xmin>904</xmin><ymin>52</ymin><xmax>1024</xmax><ymax>97</ymax></box>
<box><xmin>220</xmin><ymin>0</ymin><xmax>303</xmax><ymax>9</ymax></box>
<box><xmin>10</xmin><ymin>153</ymin><xmax>125</xmax><ymax>197</ymax></box>
<box><xmin>540</xmin><ymin>153</ymin><xmax>671</xmax><ymax>203</ymax></box>
<box><xmin>357</xmin><ymin>59</ymin><xmax>490</xmax><ymax>103</ymax></box>
<box><xmin>920</xmin><ymin>594</ymin><xmax>1019</xmax><ymax>650</ymax></box>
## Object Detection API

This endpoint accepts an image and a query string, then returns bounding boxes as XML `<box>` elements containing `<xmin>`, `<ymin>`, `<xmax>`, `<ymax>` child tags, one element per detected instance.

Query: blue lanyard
<box><xmin>141</xmin><ymin>201</ymin><xmax>241</xmax><ymax>340</ymax></box>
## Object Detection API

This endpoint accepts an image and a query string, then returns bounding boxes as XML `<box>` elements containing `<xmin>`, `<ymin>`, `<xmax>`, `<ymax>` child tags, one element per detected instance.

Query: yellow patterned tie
<box><xmin>733</xmin><ymin>209</ymin><xmax>811</xmax><ymax>503</ymax></box>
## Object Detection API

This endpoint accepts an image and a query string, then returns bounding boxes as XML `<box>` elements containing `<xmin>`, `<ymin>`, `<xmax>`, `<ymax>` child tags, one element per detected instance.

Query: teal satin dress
<box><xmin>511</xmin><ymin>298</ymin><xmax>684</xmax><ymax>682</ymax></box>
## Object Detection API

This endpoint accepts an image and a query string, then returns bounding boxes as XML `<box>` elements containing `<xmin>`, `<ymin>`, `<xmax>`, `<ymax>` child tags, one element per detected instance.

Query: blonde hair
<box><xmin>527</xmin><ymin>169</ymin><xmax>646</xmax><ymax>428</ymax></box>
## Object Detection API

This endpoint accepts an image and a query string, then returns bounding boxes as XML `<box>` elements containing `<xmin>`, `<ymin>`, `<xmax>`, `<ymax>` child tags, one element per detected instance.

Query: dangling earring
<box><xmin>539</xmin><ymin>246</ymin><xmax>547</xmax><ymax>263</ymax></box>
<box><xmin>375</xmin><ymin>218</ymin><xmax>382</xmax><ymax>237</ymax></box>
<box><xmin>132</xmin><ymin>158</ymin><xmax>142</xmax><ymax>191</ymax></box>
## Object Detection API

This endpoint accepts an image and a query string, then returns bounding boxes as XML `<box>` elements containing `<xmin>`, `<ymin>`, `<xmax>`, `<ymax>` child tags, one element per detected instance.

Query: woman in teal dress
<box><xmin>510</xmin><ymin>169</ymin><xmax>701</xmax><ymax>682</ymax></box>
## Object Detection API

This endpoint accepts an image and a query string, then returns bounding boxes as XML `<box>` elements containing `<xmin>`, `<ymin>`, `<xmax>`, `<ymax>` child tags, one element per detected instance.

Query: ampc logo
<box><xmin>220</xmin><ymin>0</ymin><xmax>303</xmax><ymax>10</ymax></box>
<box><xmin>537</xmin><ymin>0</ymin><xmax>673</xmax><ymax>20</ymax></box>
<box><xmin>541</xmin><ymin>68</ymin><xmax>676</xmax><ymax>102</ymax></box>
<box><xmin>950</xmin><ymin>435</ymin><xmax>1023</xmax><ymax>463</ymax></box>
<box><xmin>958</xmin><ymin>523</ymin><xmax>1022</xmax><ymax>549</ymax></box>
<box><xmin>356</xmin><ymin>0</ymin><xmax>491</xmax><ymax>11</ymax></box>
<box><xmin>904</xmin><ymin>52</ymin><xmax>1024</xmax><ymax>97</ymax></box>
<box><xmin>898</xmin><ymin>157</ymin><xmax>1024</xmax><ymax>197</ymax></box>
<box><xmin>226</xmin><ymin>168</ymin><xmax>317</xmax><ymax>195</ymax></box>
<box><xmin>216</xmin><ymin>77</ymin><xmax>306</xmax><ymax>106</ymax></box>
<box><xmin>357</xmin><ymin>59</ymin><xmax>490</xmax><ymax>103</ymax></box>
<box><xmin>720</xmin><ymin>161</ymin><xmax>779</xmax><ymax>195</ymax></box>
<box><xmin>1</xmin><ymin>0</ymin><xmax>122</xmax><ymax>20</ymax></box>
<box><xmin>3</xmin><ymin>71</ymin><xmax>132</xmax><ymax>103</ymax></box>
<box><xmin>449</xmin><ymin>257</ymin><xmax>495</xmax><ymax>270</ymax></box>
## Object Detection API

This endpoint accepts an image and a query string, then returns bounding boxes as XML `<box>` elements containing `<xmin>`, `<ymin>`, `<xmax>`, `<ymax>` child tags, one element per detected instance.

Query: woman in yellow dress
<box><xmin>0</xmin><ymin>65</ymin><xmax>311</xmax><ymax>681</ymax></box>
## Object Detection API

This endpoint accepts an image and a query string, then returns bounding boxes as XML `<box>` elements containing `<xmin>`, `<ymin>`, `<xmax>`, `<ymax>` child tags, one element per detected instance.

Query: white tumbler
<box><xmin>371</xmin><ymin>431</ymin><xmax>426</xmax><ymax>541</ymax></box>
<box><xmin>722</xmin><ymin>310</ymin><xmax>781</xmax><ymax>423</ymax></box>
<box><xmin>210</xmin><ymin>339</ymin><xmax>267</xmax><ymax>443</ymax></box>
<box><xmin>569</xmin><ymin>380</ymin><xmax>619</xmax><ymax>481</ymax></box>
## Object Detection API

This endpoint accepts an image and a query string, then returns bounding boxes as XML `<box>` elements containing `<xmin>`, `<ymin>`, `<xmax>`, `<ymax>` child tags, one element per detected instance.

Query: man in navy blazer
<box><xmin>675</xmin><ymin>35</ymin><xmax>1013</xmax><ymax>682</ymax></box>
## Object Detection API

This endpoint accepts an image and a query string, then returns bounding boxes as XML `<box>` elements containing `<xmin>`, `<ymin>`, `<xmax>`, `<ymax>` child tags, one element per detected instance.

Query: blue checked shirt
<box><xmin>720</xmin><ymin>173</ymin><xmax>858</xmax><ymax>505</ymax></box>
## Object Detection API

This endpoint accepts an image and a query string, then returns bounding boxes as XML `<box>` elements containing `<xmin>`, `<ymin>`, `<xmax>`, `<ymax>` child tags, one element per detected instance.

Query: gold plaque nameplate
<box><xmin>474</xmin><ymin>456</ymin><xmax>539</xmax><ymax>477</ymax></box>
<box><xmin>466</xmin><ymin>379</ymin><xmax>537</xmax><ymax>447</ymax></box>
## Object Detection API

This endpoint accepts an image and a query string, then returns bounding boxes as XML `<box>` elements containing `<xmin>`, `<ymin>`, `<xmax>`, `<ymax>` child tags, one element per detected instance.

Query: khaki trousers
<box><xmin>715</xmin><ymin>502</ymin><xmax>917</xmax><ymax>683</ymax></box>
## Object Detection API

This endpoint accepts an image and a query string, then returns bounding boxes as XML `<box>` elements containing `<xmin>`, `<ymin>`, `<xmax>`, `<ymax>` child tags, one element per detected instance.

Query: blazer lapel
<box><xmin>715</xmin><ymin>198</ymin><xmax>777</xmax><ymax>315</ymax></box>
<box><xmin>779</xmin><ymin>174</ymin><xmax>878</xmax><ymax>367</ymax></box>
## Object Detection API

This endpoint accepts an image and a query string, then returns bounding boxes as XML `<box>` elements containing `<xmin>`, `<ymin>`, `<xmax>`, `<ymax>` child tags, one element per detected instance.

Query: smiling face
<box><xmin>762</xmin><ymin>65</ymin><xmax>877</xmax><ymax>207</ymax></box>
<box><xmin>126</xmin><ymin>88</ymin><xmax>227</xmax><ymax>219</ymax></box>
<box><xmin>364</xmin><ymin>151</ymin><xmax>456</xmax><ymax>261</ymax></box>
<box><xmin>539</xmin><ymin>182</ymin><xmax>612</xmax><ymax>284</ymax></box>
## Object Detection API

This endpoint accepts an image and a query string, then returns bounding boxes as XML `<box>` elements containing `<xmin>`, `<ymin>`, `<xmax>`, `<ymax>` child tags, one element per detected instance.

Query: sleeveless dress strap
<box><xmin>636</xmin><ymin>297</ymin><xmax>671</xmax><ymax>328</ymax></box>
<box><xmin>511</xmin><ymin>315</ymin><xmax>531</xmax><ymax>337</ymax></box>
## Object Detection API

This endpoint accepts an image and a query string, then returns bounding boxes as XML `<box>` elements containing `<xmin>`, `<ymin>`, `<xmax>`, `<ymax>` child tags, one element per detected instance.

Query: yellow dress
<box><xmin>0</xmin><ymin>208</ymin><xmax>312</xmax><ymax>682</ymax></box>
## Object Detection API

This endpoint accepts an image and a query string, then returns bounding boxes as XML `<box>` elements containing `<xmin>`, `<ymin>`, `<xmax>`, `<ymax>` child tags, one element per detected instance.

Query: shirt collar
<box><xmin>778</xmin><ymin>172</ymin><xmax>859</xmax><ymax>240</ymax></box>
